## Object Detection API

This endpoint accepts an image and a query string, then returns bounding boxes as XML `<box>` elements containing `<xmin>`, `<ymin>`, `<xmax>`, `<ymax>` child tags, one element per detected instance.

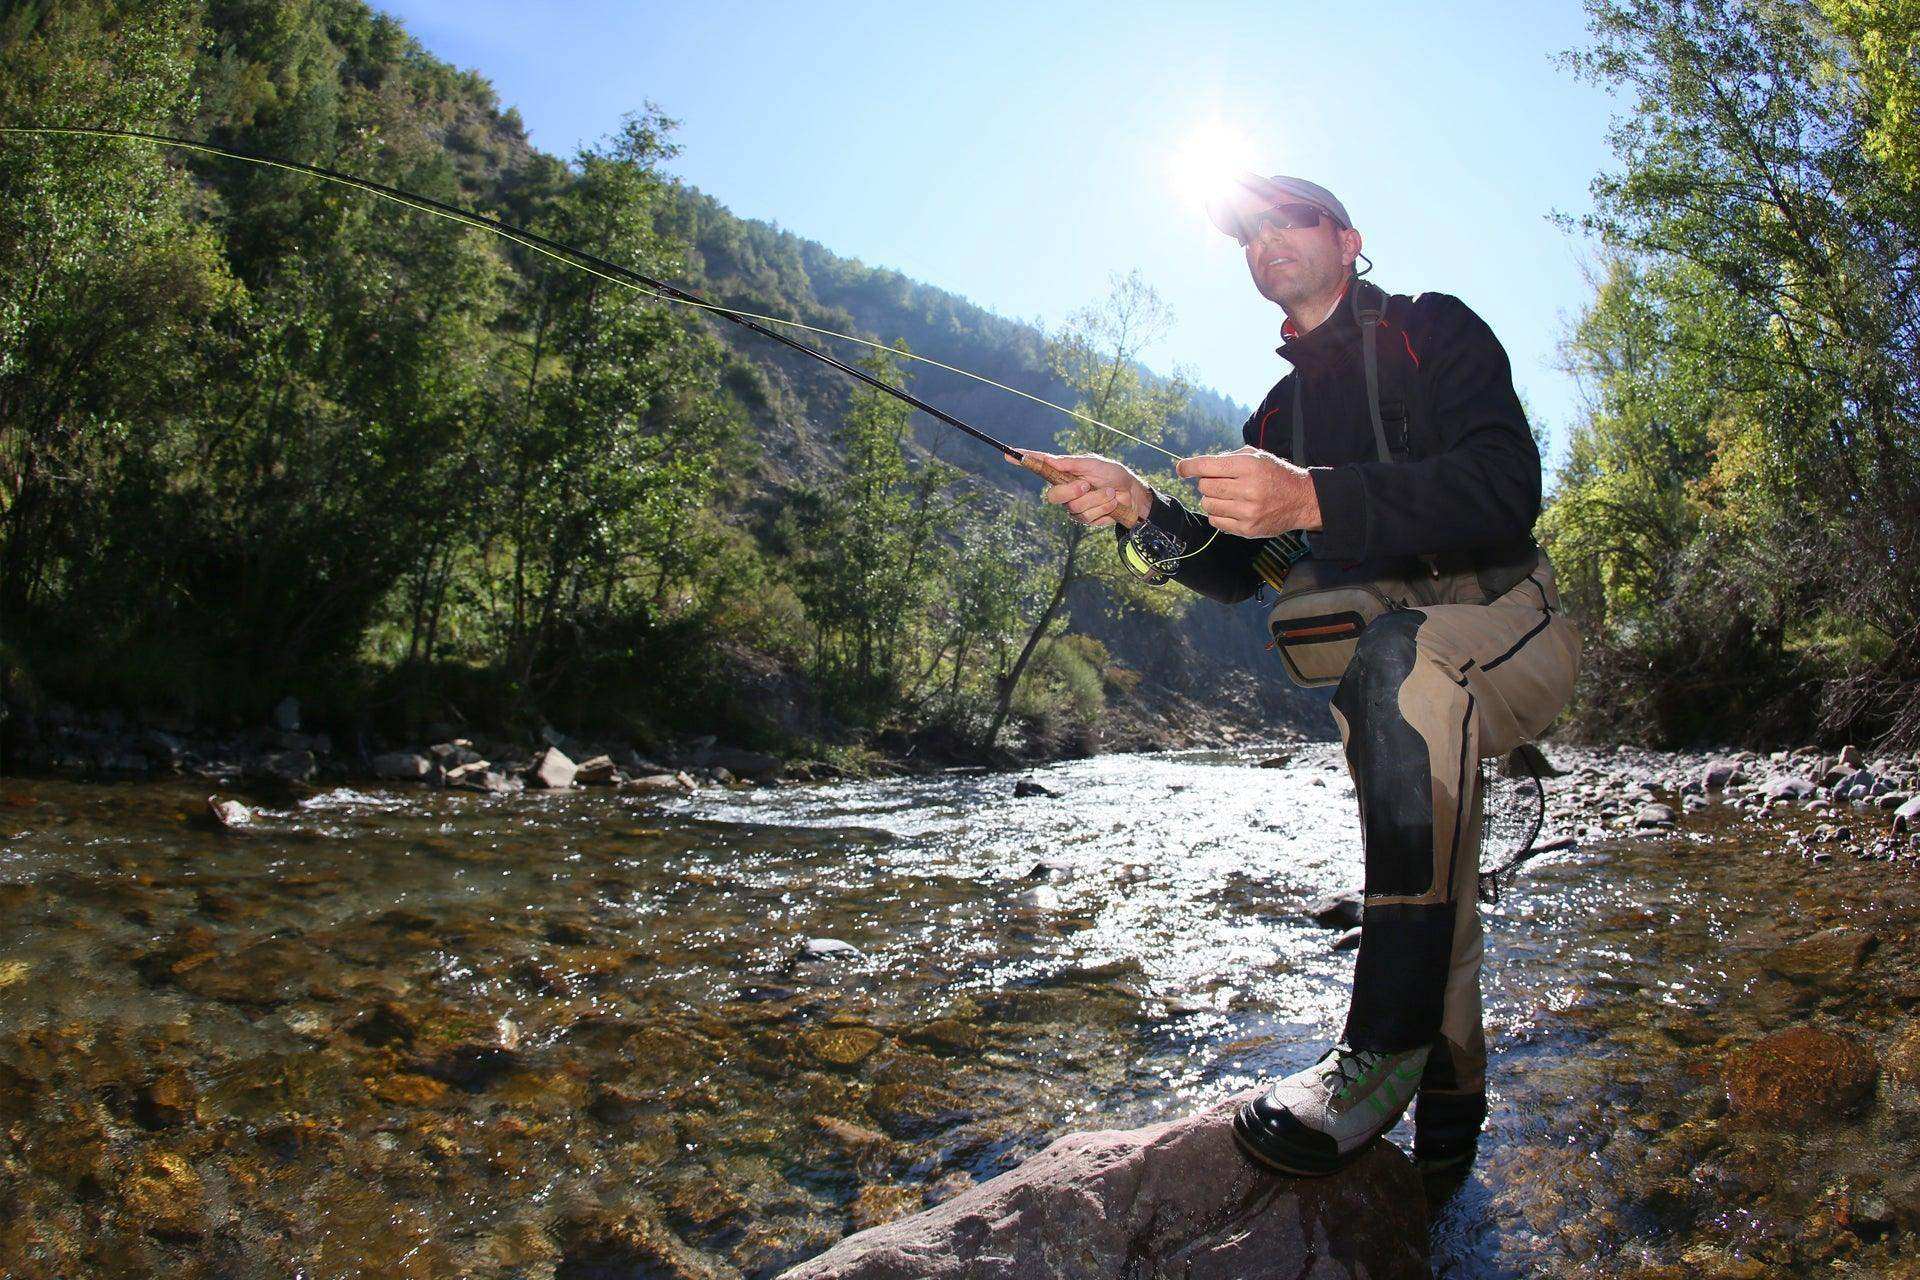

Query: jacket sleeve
<box><xmin>1113</xmin><ymin>488</ymin><xmax>1265</xmax><ymax>604</ymax></box>
<box><xmin>1306</xmin><ymin>294</ymin><xmax>1541</xmax><ymax>560</ymax></box>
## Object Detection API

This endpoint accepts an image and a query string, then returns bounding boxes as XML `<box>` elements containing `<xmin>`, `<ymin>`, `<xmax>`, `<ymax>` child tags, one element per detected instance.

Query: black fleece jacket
<box><xmin>1128</xmin><ymin>283</ymin><xmax>1541</xmax><ymax>604</ymax></box>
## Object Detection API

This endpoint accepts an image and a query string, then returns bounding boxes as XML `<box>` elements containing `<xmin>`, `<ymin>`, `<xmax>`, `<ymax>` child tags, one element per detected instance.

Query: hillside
<box><xmin>0</xmin><ymin>0</ymin><xmax>1322</xmax><ymax>765</ymax></box>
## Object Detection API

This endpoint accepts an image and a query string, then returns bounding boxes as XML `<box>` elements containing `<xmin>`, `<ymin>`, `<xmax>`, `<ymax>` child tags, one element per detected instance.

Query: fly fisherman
<box><xmin>1023</xmin><ymin>174</ymin><xmax>1580</xmax><ymax>1177</ymax></box>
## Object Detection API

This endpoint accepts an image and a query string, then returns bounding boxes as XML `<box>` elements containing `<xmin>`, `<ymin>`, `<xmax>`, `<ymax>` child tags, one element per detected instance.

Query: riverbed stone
<box><xmin>1725</xmin><ymin>1026</ymin><xmax>1877</xmax><ymax>1123</ymax></box>
<box><xmin>1012</xmin><ymin>778</ymin><xmax>1058</xmax><ymax>798</ymax></box>
<box><xmin>777</xmin><ymin>1088</ymin><xmax>1427</xmax><ymax>1279</ymax></box>
<box><xmin>372</xmin><ymin>751</ymin><xmax>431</xmax><ymax>780</ymax></box>
<box><xmin>1764</xmin><ymin>775</ymin><xmax>1817</xmax><ymax>803</ymax></box>
<box><xmin>575</xmin><ymin>754</ymin><xmax>619</xmax><ymax>784</ymax></box>
<box><xmin>1635</xmin><ymin>803</ymin><xmax>1677</xmax><ymax>829</ymax></box>
<box><xmin>1701</xmin><ymin>759</ymin><xmax>1741</xmax><ymax>792</ymax></box>
<box><xmin>120</xmin><ymin>1150</ymin><xmax>205</xmax><ymax>1239</ymax></box>
<box><xmin>1884</xmin><ymin>1022</ymin><xmax>1920</xmax><ymax>1090</ymax></box>
<box><xmin>1764</xmin><ymin>927</ymin><xmax>1877</xmax><ymax>986</ymax></box>
<box><xmin>1893</xmin><ymin>795</ymin><xmax>1920</xmax><ymax>834</ymax></box>
<box><xmin>804</xmin><ymin>1025</ymin><xmax>884</xmax><ymax>1068</ymax></box>
<box><xmin>1305</xmin><ymin>889</ymin><xmax>1363</xmax><ymax>929</ymax></box>
<box><xmin>795</xmin><ymin>938</ymin><xmax>864</xmax><ymax>964</ymax></box>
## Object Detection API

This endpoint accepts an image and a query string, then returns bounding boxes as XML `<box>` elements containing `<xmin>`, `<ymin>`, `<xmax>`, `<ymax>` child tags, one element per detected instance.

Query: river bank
<box><xmin>1</xmin><ymin>743</ymin><xmax>1918</xmax><ymax>1277</ymax></box>
<box><xmin>0</xmin><ymin>682</ymin><xmax>1309</xmax><ymax>795</ymax></box>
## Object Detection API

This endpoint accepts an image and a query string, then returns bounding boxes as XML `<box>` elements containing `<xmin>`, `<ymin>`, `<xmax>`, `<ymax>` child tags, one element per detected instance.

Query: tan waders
<box><xmin>1330</xmin><ymin>557</ymin><xmax>1579</xmax><ymax>1166</ymax></box>
<box><xmin>1234</xmin><ymin>556</ymin><xmax>1580</xmax><ymax>1176</ymax></box>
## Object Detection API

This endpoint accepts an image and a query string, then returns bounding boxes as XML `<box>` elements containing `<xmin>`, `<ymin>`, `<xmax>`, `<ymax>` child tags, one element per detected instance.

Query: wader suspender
<box><xmin>1290</xmin><ymin>279</ymin><xmax>1398</xmax><ymax>468</ymax></box>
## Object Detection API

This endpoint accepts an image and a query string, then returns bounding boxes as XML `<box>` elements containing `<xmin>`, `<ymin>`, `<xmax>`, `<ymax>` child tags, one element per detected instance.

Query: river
<box><xmin>1</xmin><ymin>745</ymin><xmax>1915</xmax><ymax>1277</ymax></box>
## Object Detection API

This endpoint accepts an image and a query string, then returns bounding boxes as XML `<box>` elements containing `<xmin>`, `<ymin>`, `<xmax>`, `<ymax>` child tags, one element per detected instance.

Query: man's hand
<box><xmin>1006</xmin><ymin>450</ymin><xmax>1152</xmax><ymax>529</ymax></box>
<box><xmin>1175</xmin><ymin>446</ymin><xmax>1322</xmax><ymax>539</ymax></box>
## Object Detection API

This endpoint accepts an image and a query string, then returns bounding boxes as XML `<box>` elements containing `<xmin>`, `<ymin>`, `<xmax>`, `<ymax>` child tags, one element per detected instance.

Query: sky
<box><xmin>375</xmin><ymin>0</ymin><xmax>1622</xmax><ymax>465</ymax></box>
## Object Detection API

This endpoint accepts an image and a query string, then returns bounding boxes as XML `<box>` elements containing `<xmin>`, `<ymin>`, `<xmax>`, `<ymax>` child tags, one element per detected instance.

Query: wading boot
<box><xmin>1233</xmin><ymin>1042</ymin><xmax>1429</xmax><ymax>1176</ymax></box>
<box><xmin>1412</xmin><ymin>1088</ymin><xmax>1486</xmax><ymax>1174</ymax></box>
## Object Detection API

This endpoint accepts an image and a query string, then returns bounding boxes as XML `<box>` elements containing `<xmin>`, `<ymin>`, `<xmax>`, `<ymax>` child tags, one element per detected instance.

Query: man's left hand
<box><xmin>1175</xmin><ymin>446</ymin><xmax>1323</xmax><ymax>539</ymax></box>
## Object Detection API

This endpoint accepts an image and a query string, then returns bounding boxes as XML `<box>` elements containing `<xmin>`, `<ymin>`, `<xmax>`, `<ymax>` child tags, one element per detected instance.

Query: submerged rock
<box><xmin>1764</xmin><ymin>928</ymin><xmax>1877</xmax><ymax>986</ymax></box>
<box><xmin>1725</xmin><ymin>1025</ymin><xmax>1877</xmax><ymax>1124</ymax></box>
<box><xmin>795</xmin><ymin>938</ymin><xmax>865</xmax><ymax>964</ymax></box>
<box><xmin>204</xmin><ymin>795</ymin><xmax>251</xmax><ymax>829</ymax></box>
<box><xmin>1012</xmin><ymin>779</ymin><xmax>1059</xmax><ymax>799</ymax></box>
<box><xmin>777</xmin><ymin>1089</ymin><xmax>1427</xmax><ymax>1279</ymax></box>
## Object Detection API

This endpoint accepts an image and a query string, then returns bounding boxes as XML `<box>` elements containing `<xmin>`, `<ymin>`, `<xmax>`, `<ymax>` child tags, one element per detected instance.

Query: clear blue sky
<box><xmin>376</xmin><ymin>0</ymin><xmax>1619</xmax><ymax>465</ymax></box>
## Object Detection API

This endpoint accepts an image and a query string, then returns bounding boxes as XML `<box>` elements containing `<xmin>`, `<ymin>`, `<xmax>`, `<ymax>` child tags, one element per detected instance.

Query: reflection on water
<box><xmin>0</xmin><ymin>746</ymin><xmax>1916</xmax><ymax>1277</ymax></box>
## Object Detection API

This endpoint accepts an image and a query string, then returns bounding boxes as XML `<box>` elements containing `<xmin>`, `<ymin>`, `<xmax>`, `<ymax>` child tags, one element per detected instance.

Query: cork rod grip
<box><xmin>1015</xmin><ymin>453</ymin><xmax>1141</xmax><ymax>526</ymax></box>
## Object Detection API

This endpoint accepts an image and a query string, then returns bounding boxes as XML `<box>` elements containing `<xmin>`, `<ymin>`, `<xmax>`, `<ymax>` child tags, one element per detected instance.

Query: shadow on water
<box><xmin>1</xmin><ymin>749</ymin><xmax>1917</xmax><ymax>1276</ymax></box>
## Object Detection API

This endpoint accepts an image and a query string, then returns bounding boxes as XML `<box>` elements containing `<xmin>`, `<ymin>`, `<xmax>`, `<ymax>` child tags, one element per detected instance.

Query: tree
<box><xmin>790</xmin><ymin>344</ymin><xmax>957</xmax><ymax>723</ymax></box>
<box><xmin>985</xmin><ymin>270</ymin><xmax>1192</xmax><ymax>750</ymax></box>
<box><xmin>1551</xmin><ymin>0</ymin><xmax>1920</xmax><ymax>744</ymax></box>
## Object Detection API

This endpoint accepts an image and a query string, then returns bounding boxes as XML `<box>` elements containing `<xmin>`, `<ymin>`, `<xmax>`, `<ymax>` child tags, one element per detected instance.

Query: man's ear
<box><xmin>1340</xmin><ymin>226</ymin><xmax>1364</xmax><ymax>271</ymax></box>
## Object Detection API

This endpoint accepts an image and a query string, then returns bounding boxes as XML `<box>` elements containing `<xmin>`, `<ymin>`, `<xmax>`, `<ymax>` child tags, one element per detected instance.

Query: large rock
<box><xmin>527</xmin><ymin>746</ymin><xmax>577</xmax><ymax>790</ymax></box>
<box><xmin>1893</xmin><ymin>795</ymin><xmax>1920</xmax><ymax>834</ymax></box>
<box><xmin>371</xmin><ymin>751</ymin><xmax>431</xmax><ymax>781</ymax></box>
<box><xmin>778</xmin><ymin>1090</ymin><xmax>1427</xmax><ymax>1279</ymax></box>
<box><xmin>1701</xmin><ymin>759</ymin><xmax>1742</xmax><ymax>792</ymax></box>
<box><xmin>1763</xmin><ymin>775</ymin><xmax>1818</xmax><ymax>803</ymax></box>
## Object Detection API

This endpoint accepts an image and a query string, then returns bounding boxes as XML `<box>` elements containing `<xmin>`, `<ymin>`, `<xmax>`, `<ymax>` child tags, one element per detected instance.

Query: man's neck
<box><xmin>1280</xmin><ymin>279</ymin><xmax>1351</xmax><ymax>341</ymax></box>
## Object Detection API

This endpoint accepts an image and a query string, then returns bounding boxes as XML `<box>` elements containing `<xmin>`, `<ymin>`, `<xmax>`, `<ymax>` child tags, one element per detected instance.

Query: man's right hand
<box><xmin>1006</xmin><ymin>451</ymin><xmax>1152</xmax><ymax>529</ymax></box>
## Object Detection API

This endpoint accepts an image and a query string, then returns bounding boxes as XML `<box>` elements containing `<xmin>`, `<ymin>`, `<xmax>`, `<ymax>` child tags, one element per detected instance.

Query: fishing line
<box><xmin>1</xmin><ymin>124</ymin><xmax>1220</xmax><ymax>560</ymax></box>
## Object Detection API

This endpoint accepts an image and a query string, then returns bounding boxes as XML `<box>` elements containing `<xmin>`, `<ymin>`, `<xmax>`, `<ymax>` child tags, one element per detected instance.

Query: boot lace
<box><xmin>1321</xmin><ymin>1045</ymin><xmax>1385</xmax><ymax>1105</ymax></box>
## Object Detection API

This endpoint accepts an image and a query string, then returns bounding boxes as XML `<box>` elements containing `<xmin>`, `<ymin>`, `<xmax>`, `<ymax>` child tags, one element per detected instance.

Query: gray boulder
<box><xmin>776</xmin><ymin>1089</ymin><xmax>1427</xmax><ymax>1280</ymax></box>
<box><xmin>1634</xmin><ymin>803</ymin><xmax>1677</xmax><ymax>829</ymax></box>
<box><xmin>1304</xmin><ymin>890</ymin><xmax>1363</xmax><ymax>930</ymax></box>
<box><xmin>1893</xmin><ymin>795</ymin><xmax>1920</xmax><ymax>835</ymax></box>
<box><xmin>1836</xmin><ymin>769</ymin><xmax>1878</xmax><ymax>802</ymax></box>
<box><xmin>1763</xmin><ymin>775</ymin><xmax>1818</xmax><ymax>803</ymax></box>
<box><xmin>371</xmin><ymin>751</ymin><xmax>431</xmax><ymax>781</ymax></box>
<box><xmin>1701</xmin><ymin>759</ymin><xmax>1742</xmax><ymax>792</ymax></box>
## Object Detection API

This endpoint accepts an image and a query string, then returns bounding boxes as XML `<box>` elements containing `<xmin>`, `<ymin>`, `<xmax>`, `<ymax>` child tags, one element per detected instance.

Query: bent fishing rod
<box><xmin>0</xmin><ymin>125</ymin><xmax>1151</xmax><ymax>514</ymax></box>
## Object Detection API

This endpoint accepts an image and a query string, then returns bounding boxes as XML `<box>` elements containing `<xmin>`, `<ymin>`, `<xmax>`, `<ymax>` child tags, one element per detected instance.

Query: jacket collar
<box><xmin>1276</xmin><ymin>278</ymin><xmax>1359</xmax><ymax>365</ymax></box>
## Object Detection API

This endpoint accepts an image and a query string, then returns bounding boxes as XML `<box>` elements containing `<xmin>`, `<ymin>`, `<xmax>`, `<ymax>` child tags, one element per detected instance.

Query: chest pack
<box><xmin>1266</xmin><ymin>279</ymin><xmax>1538</xmax><ymax>688</ymax></box>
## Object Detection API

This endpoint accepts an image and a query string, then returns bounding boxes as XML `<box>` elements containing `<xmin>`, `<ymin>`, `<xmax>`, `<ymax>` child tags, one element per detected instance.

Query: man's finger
<box><xmin>1199</xmin><ymin>497</ymin><xmax>1255</xmax><ymax>520</ymax></box>
<box><xmin>1066</xmin><ymin>487</ymin><xmax>1115</xmax><ymax>517</ymax></box>
<box><xmin>1194</xmin><ymin>477</ymin><xmax>1251</xmax><ymax>500</ymax></box>
<box><xmin>1044</xmin><ymin>479</ymin><xmax>1094</xmax><ymax>505</ymax></box>
<box><xmin>1206</xmin><ymin>513</ymin><xmax>1249</xmax><ymax>535</ymax></box>
<box><xmin>1177</xmin><ymin>453</ymin><xmax>1253</xmax><ymax>480</ymax></box>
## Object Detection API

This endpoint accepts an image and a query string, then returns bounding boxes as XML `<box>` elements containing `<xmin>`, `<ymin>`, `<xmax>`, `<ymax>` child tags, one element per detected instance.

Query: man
<box><xmin>1022</xmin><ymin>174</ymin><xmax>1579</xmax><ymax>1177</ymax></box>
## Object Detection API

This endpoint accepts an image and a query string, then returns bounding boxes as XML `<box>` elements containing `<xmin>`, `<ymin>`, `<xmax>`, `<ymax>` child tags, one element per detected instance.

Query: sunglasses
<box><xmin>1229</xmin><ymin>202</ymin><xmax>1330</xmax><ymax>245</ymax></box>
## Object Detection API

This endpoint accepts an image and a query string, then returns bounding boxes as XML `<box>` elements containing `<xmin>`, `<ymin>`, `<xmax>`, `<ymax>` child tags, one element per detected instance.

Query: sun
<box><xmin>1166</xmin><ymin>118</ymin><xmax>1260</xmax><ymax>209</ymax></box>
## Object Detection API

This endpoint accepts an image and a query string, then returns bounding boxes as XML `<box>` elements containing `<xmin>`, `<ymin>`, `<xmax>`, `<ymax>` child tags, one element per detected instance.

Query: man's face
<box><xmin>1241</xmin><ymin>208</ymin><xmax>1356</xmax><ymax>311</ymax></box>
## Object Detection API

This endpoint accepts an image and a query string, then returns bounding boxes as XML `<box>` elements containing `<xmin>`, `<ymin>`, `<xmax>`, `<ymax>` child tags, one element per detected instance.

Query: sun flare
<box><xmin>1166</xmin><ymin>119</ymin><xmax>1260</xmax><ymax>208</ymax></box>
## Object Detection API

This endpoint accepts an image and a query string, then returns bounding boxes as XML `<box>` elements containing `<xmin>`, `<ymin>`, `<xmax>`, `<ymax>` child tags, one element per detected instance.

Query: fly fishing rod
<box><xmin>0</xmin><ymin>124</ymin><xmax>1146</xmax><ymax>519</ymax></box>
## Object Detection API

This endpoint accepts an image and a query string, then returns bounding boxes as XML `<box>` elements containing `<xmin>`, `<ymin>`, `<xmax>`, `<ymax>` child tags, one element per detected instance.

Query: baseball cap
<box><xmin>1206</xmin><ymin>172</ymin><xmax>1353</xmax><ymax>239</ymax></box>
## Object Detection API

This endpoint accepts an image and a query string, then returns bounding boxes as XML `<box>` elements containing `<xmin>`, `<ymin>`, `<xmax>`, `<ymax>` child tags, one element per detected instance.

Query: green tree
<box><xmin>1552</xmin><ymin>0</ymin><xmax>1920</xmax><ymax>744</ymax></box>
<box><xmin>985</xmin><ymin>270</ymin><xmax>1191</xmax><ymax>750</ymax></box>
<box><xmin>790</xmin><ymin>344</ymin><xmax>957</xmax><ymax>723</ymax></box>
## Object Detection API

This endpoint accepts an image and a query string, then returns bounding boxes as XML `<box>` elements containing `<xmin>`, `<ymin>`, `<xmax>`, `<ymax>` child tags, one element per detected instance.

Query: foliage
<box><xmin>1548</xmin><ymin>0</ymin><xmax>1920</xmax><ymax>746</ymax></box>
<box><xmin>0</xmin><ymin>0</ymin><xmax>1231</xmax><ymax>754</ymax></box>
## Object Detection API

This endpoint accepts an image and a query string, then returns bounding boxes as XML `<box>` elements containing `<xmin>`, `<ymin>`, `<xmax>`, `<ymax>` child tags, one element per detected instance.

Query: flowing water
<box><xmin>1</xmin><ymin>746</ymin><xmax>1916</xmax><ymax>1278</ymax></box>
